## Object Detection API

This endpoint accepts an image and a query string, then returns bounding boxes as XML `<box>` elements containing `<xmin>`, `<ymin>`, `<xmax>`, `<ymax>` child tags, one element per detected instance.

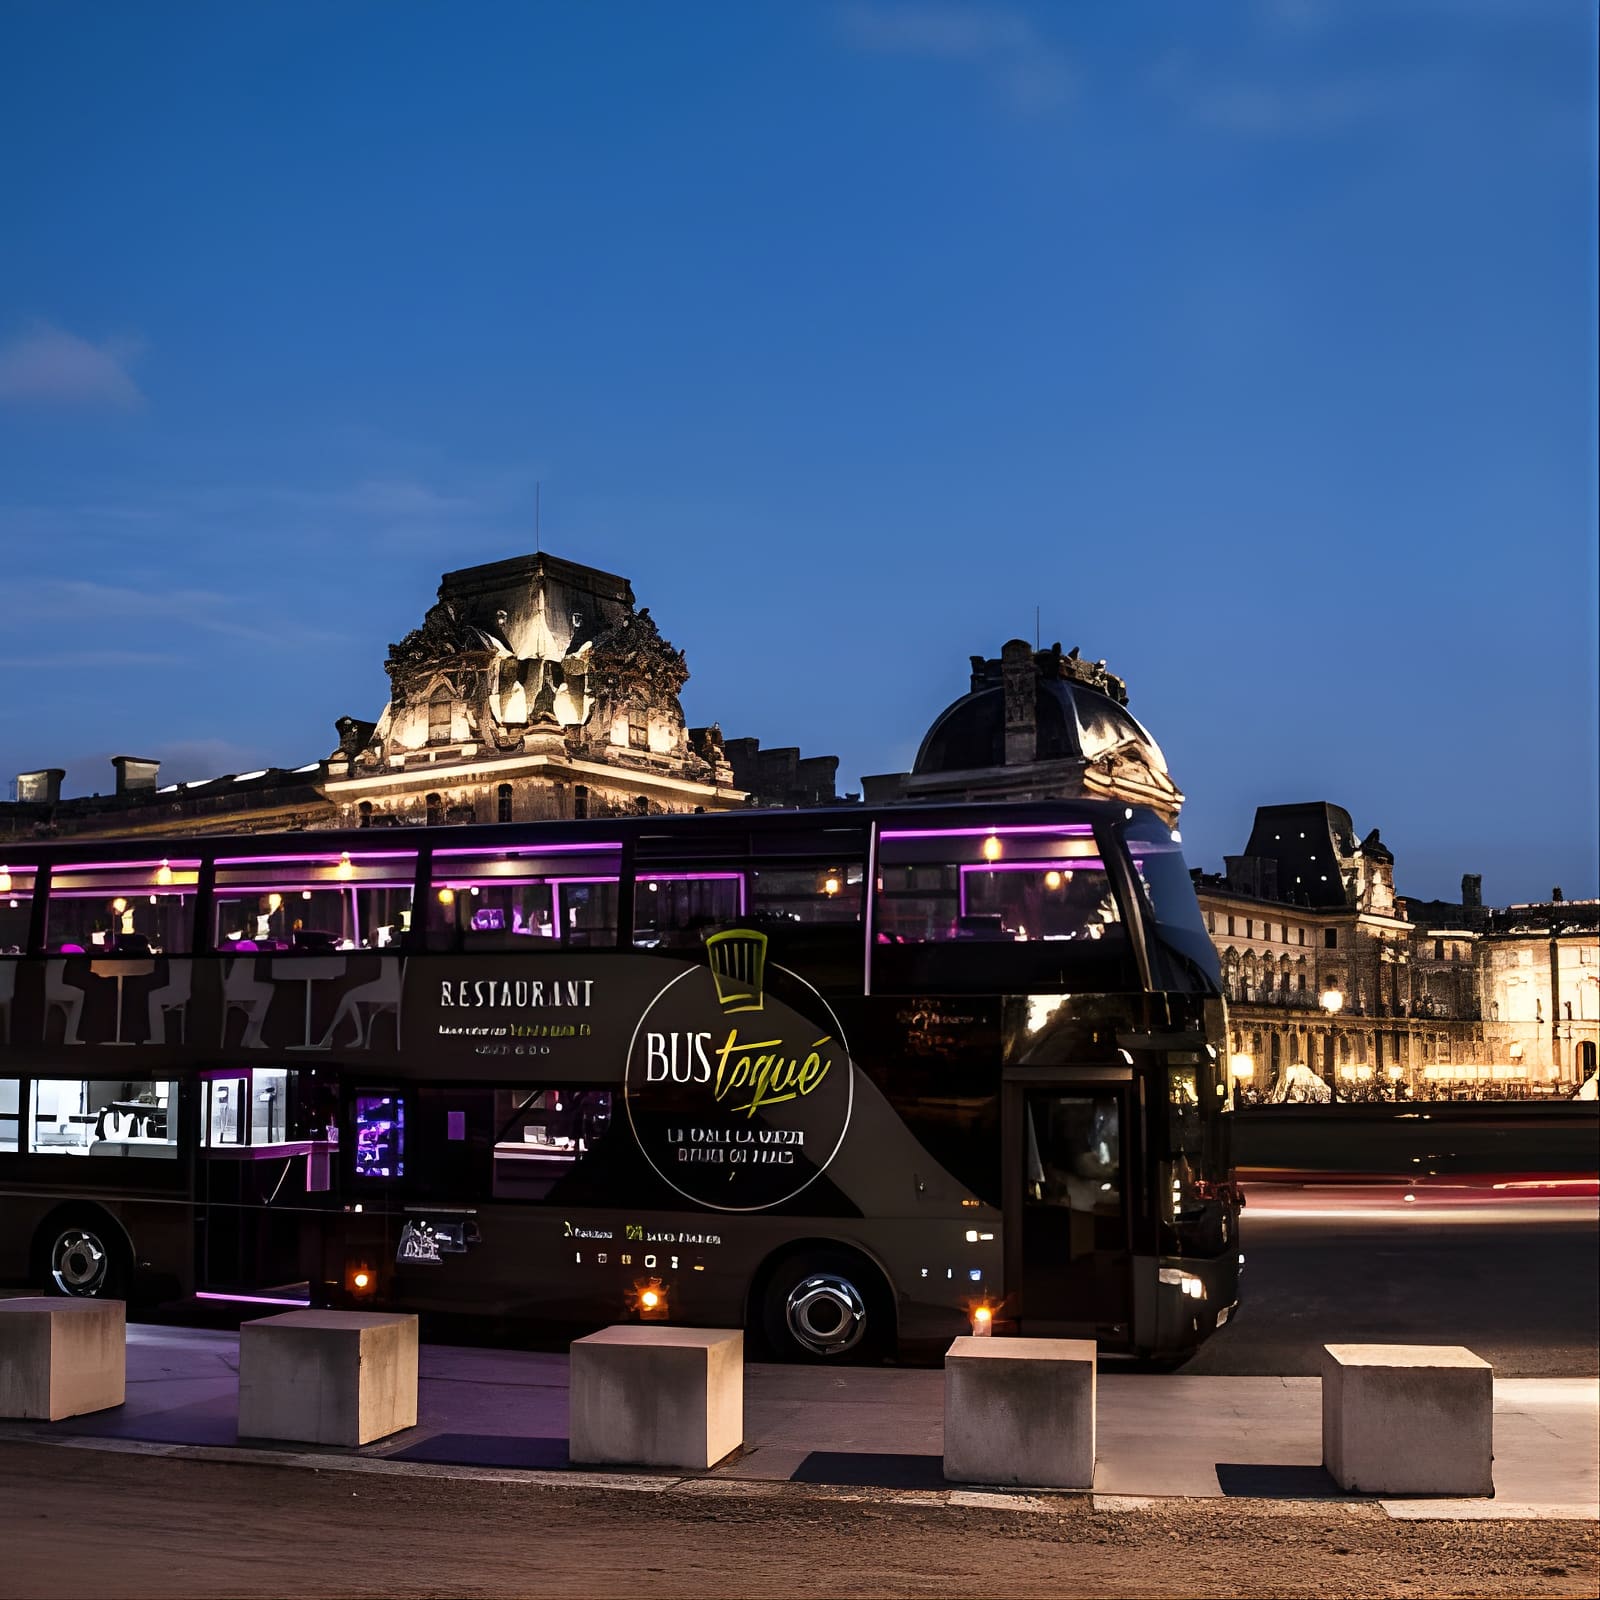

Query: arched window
<box><xmin>426</xmin><ymin>792</ymin><xmax>443</xmax><ymax>827</ymax></box>
<box><xmin>428</xmin><ymin>687</ymin><xmax>452</xmax><ymax>746</ymax></box>
<box><xmin>634</xmin><ymin>795</ymin><xmax>649</xmax><ymax>816</ymax></box>
<box><xmin>497</xmin><ymin>783</ymin><xmax>513</xmax><ymax>824</ymax></box>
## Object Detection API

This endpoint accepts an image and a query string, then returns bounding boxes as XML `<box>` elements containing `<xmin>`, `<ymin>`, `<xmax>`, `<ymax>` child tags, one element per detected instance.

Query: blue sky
<box><xmin>1</xmin><ymin>0</ymin><xmax>1594</xmax><ymax>903</ymax></box>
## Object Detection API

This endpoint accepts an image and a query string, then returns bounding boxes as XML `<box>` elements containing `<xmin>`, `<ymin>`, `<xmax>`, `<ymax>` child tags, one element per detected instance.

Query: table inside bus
<box><xmin>268</xmin><ymin>956</ymin><xmax>349</xmax><ymax>1049</ymax></box>
<box><xmin>88</xmin><ymin>957</ymin><xmax>157</xmax><ymax>1046</ymax></box>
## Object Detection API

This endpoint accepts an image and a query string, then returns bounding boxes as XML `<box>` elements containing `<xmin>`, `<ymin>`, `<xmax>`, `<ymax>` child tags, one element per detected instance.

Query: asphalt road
<box><xmin>2</xmin><ymin>1441</ymin><xmax>1595</xmax><ymax>1600</ymax></box>
<box><xmin>1178</xmin><ymin>1186</ymin><xmax>1599</xmax><ymax>1377</ymax></box>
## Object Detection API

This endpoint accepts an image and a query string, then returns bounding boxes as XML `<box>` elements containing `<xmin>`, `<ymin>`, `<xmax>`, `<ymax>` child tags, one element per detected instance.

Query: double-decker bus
<box><xmin>0</xmin><ymin>799</ymin><xmax>1240</xmax><ymax>1362</ymax></box>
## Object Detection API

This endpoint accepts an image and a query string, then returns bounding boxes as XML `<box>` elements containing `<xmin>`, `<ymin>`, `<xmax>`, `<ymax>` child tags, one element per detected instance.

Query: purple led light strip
<box><xmin>214</xmin><ymin>851</ymin><xmax>418</xmax><ymax>866</ymax></box>
<box><xmin>432</xmin><ymin>842</ymin><xmax>624</xmax><ymax>857</ymax></box>
<box><xmin>196</xmin><ymin>1288</ymin><xmax>312</xmax><ymax>1308</ymax></box>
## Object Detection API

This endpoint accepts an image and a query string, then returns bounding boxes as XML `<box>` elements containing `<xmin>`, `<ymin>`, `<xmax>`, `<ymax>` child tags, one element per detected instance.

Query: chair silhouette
<box><xmin>44</xmin><ymin>960</ymin><xmax>85</xmax><ymax>1045</ymax></box>
<box><xmin>318</xmin><ymin>959</ymin><xmax>405</xmax><ymax>1050</ymax></box>
<box><xmin>146</xmin><ymin>960</ymin><xmax>193</xmax><ymax>1045</ymax></box>
<box><xmin>221</xmin><ymin>957</ymin><xmax>274</xmax><ymax>1048</ymax></box>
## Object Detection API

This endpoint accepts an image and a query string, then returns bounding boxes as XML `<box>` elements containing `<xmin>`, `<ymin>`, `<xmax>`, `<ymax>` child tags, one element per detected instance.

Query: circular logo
<box><xmin>624</xmin><ymin>930</ymin><xmax>854</xmax><ymax>1212</ymax></box>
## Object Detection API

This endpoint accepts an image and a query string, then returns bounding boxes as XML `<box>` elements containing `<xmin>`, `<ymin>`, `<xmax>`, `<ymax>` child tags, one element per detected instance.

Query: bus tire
<box><xmin>33</xmin><ymin>1208</ymin><xmax>133</xmax><ymax>1302</ymax></box>
<box><xmin>758</xmin><ymin>1247</ymin><xmax>892</xmax><ymax>1365</ymax></box>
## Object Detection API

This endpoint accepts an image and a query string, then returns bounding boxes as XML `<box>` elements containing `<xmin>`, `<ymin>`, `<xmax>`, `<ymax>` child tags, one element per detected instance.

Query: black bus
<box><xmin>0</xmin><ymin>799</ymin><xmax>1240</xmax><ymax>1362</ymax></box>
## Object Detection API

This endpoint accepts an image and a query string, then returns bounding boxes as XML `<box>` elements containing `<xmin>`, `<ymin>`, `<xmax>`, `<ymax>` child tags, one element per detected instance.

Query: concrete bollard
<box><xmin>944</xmin><ymin>1335</ymin><xmax>1096</xmax><ymax>1489</ymax></box>
<box><xmin>569</xmin><ymin>1326</ymin><xmax>743</xmax><ymax>1470</ymax></box>
<box><xmin>1321</xmin><ymin>1343</ymin><xmax>1494</xmax><ymax>1496</ymax></box>
<box><xmin>238</xmin><ymin>1309</ymin><xmax>419</xmax><ymax>1447</ymax></box>
<box><xmin>0</xmin><ymin>1297</ymin><xmax>126</xmax><ymax>1421</ymax></box>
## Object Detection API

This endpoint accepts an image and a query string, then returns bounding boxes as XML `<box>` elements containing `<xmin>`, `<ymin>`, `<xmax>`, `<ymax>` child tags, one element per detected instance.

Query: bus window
<box><xmin>1</xmin><ymin>866</ymin><xmax>36</xmax><ymax>953</ymax></box>
<box><xmin>1122</xmin><ymin>816</ymin><xmax>1222</xmax><ymax>992</ymax></box>
<box><xmin>491</xmin><ymin>1087</ymin><xmax>613</xmax><ymax>1201</ymax></box>
<box><xmin>45</xmin><ymin>859</ymin><xmax>200</xmax><ymax>955</ymax></box>
<box><xmin>202</xmin><ymin>1068</ymin><xmax>296</xmax><ymax>1147</ymax></box>
<box><xmin>749</xmin><ymin>865</ymin><xmax>863</xmax><ymax>924</ymax></box>
<box><xmin>428</xmin><ymin>845</ymin><xmax>622</xmax><ymax>950</ymax></box>
<box><xmin>353</xmin><ymin>1093</ymin><xmax>405</xmax><ymax>1180</ymax></box>
<box><xmin>28</xmin><ymin>1077</ymin><xmax>177</xmax><ymax>1157</ymax></box>
<box><xmin>213</xmin><ymin>850</ymin><xmax>416</xmax><ymax>952</ymax></box>
<box><xmin>0</xmin><ymin>1077</ymin><xmax>18</xmax><ymax>1151</ymax></box>
<box><xmin>633</xmin><ymin>873</ymin><xmax>744</xmax><ymax>948</ymax></box>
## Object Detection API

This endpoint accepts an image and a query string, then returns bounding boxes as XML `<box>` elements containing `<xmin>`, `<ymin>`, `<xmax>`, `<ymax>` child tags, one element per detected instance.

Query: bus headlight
<box><xmin>1158</xmin><ymin>1267</ymin><xmax>1206</xmax><ymax>1300</ymax></box>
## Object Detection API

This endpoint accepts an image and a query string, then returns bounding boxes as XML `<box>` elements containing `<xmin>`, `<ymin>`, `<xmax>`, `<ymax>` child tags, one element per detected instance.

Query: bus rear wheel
<box><xmin>760</xmin><ymin>1250</ymin><xmax>890</xmax><ymax>1364</ymax></box>
<box><xmin>38</xmin><ymin>1214</ymin><xmax>130</xmax><ymax>1300</ymax></box>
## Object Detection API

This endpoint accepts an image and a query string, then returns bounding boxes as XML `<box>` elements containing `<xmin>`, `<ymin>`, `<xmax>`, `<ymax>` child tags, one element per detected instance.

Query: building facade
<box><xmin>2</xmin><ymin>552</ymin><xmax>837</xmax><ymax>842</ymax></box>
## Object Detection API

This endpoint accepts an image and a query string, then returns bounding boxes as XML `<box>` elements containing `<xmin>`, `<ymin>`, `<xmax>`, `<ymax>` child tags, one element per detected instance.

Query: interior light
<box><xmin>640</xmin><ymin>1289</ymin><xmax>659</xmax><ymax>1309</ymax></box>
<box><xmin>964</xmin><ymin>1229</ymin><xmax>979</xmax><ymax>1242</ymax></box>
<box><xmin>111</xmin><ymin>897</ymin><xmax>128</xmax><ymax>914</ymax></box>
<box><xmin>438</xmin><ymin>888</ymin><xmax>455</xmax><ymax>906</ymax></box>
<box><xmin>470</xmin><ymin>886</ymin><xmax>479</xmax><ymax>896</ymax></box>
<box><xmin>353</xmin><ymin>1271</ymin><xmax>370</xmax><ymax>1290</ymax></box>
<box><xmin>0</xmin><ymin>868</ymin><xmax>9</xmax><ymax>893</ymax></box>
<box><xmin>155</xmin><ymin>859</ymin><xmax>173</xmax><ymax>886</ymax></box>
<box><xmin>1044</xmin><ymin>870</ymin><xmax>1062</xmax><ymax>890</ymax></box>
<box><xmin>301</xmin><ymin>890</ymin><xmax>312</xmax><ymax>900</ymax></box>
<box><xmin>336</xmin><ymin>851</ymin><xmax>354</xmax><ymax>881</ymax></box>
<box><xmin>972</xmin><ymin>1306</ymin><xmax>993</xmax><ymax>1335</ymax></box>
<box><xmin>824</xmin><ymin>876</ymin><xmax>840</xmax><ymax>896</ymax></box>
<box><xmin>982</xmin><ymin>835</ymin><xmax>1002</xmax><ymax>863</ymax></box>
<box><xmin>267</xmin><ymin>893</ymin><xmax>283</xmax><ymax>913</ymax></box>
<box><xmin>648</xmin><ymin>881</ymin><xmax>658</xmax><ymax>893</ymax></box>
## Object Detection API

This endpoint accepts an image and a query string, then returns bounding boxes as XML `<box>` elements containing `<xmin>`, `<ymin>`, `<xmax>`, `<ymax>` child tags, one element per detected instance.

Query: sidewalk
<box><xmin>2</xmin><ymin>1323</ymin><xmax>1594</xmax><ymax>1520</ymax></box>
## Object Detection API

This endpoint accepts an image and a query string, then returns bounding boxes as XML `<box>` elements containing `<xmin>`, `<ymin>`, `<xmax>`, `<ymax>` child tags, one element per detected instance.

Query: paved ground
<box><xmin>5</xmin><ymin>1322</ymin><xmax>1595</xmax><ymax>1514</ymax></box>
<box><xmin>1179</xmin><ymin>1187</ymin><xmax>1599</xmax><ymax>1377</ymax></box>
<box><xmin>3</xmin><ymin>1440</ymin><xmax>1595</xmax><ymax>1599</ymax></box>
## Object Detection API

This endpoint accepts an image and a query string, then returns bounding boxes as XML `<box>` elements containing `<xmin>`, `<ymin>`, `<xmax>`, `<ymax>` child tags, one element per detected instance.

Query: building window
<box><xmin>428</xmin><ymin>687</ymin><xmax>452</xmax><ymax>746</ymax></box>
<box><xmin>573</xmin><ymin>785</ymin><xmax>589</xmax><ymax>820</ymax></box>
<box><xmin>497</xmin><ymin>783</ymin><xmax>513</xmax><ymax>824</ymax></box>
<box><xmin>426</xmin><ymin>793</ymin><xmax>443</xmax><ymax>828</ymax></box>
<box><xmin>1206</xmin><ymin>911</ymin><xmax>1215</xmax><ymax>933</ymax></box>
<box><xmin>1434</xmin><ymin>938</ymin><xmax>1444</xmax><ymax>961</ymax></box>
<box><xmin>1298</xmin><ymin>927</ymin><xmax>1305</xmax><ymax>946</ymax></box>
<box><xmin>628</xmin><ymin>719</ymin><xmax>649</xmax><ymax>751</ymax></box>
<box><xmin>1245</xmin><ymin>919</ymin><xmax>1253</xmax><ymax>939</ymax></box>
<box><xmin>358</xmin><ymin>801</ymin><xmax>373</xmax><ymax>829</ymax></box>
<box><xmin>29</xmin><ymin>1078</ymin><xmax>177</xmax><ymax>1157</ymax></box>
<box><xmin>1325</xmin><ymin>928</ymin><xmax>1338</xmax><ymax>950</ymax></box>
<box><xmin>1226</xmin><ymin>916</ymin><xmax>1235</xmax><ymax>937</ymax></box>
<box><xmin>634</xmin><ymin>795</ymin><xmax>650</xmax><ymax>815</ymax></box>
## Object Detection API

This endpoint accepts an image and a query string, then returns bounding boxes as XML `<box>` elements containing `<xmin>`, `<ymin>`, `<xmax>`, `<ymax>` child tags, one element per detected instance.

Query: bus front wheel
<box><xmin>759</xmin><ymin>1249</ymin><xmax>891</xmax><ymax>1364</ymax></box>
<box><xmin>36</xmin><ymin>1213</ymin><xmax>131</xmax><ymax>1300</ymax></box>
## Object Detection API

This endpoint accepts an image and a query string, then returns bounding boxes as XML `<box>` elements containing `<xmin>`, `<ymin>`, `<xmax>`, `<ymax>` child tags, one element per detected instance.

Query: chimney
<box><xmin>111</xmin><ymin>755</ymin><xmax>161</xmax><ymax>797</ymax></box>
<box><xmin>16</xmin><ymin>768</ymin><xmax>65</xmax><ymax>805</ymax></box>
<box><xmin>1001</xmin><ymin>639</ymin><xmax>1036</xmax><ymax>766</ymax></box>
<box><xmin>1461</xmin><ymin>873</ymin><xmax>1482</xmax><ymax>910</ymax></box>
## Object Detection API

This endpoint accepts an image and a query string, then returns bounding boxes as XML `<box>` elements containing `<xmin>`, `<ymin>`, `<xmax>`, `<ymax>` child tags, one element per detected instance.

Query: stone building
<box><xmin>1194</xmin><ymin>805</ymin><xmax>1597</xmax><ymax>1099</ymax></box>
<box><xmin>1</xmin><ymin>551</ymin><xmax>836</xmax><ymax>842</ymax></box>
<box><xmin>862</xmin><ymin>639</ymin><xmax>1183</xmax><ymax>821</ymax></box>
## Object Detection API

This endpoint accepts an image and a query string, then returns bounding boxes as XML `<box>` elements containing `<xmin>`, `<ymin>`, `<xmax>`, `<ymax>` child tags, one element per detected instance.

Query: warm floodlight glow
<box><xmin>336</xmin><ymin>851</ymin><xmax>354</xmax><ymax>881</ymax></box>
<box><xmin>972</xmin><ymin>1306</ymin><xmax>993</xmax><ymax>1335</ymax></box>
<box><xmin>1320</xmin><ymin>989</ymin><xmax>1344</xmax><ymax>1015</ymax></box>
<box><xmin>982</xmin><ymin>835</ymin><xmax>1002</xmax><ymax>862</ymax></box>
<box><xmin>640</xmin><ymin>1289</ymin><xmax>659</xmax><ymax>1309</ymax></box>
<box><xmin>824</xmin><ymin>876</ymin><xmax>840</xmax><ymax>896</ymax></box>
<box><xmin>438</xmin><ymin>888</ymin><xmax>455</xmax><ymax>906</ymax></box>
<box><xmin>155</xmin><ymin>859</ymin><xmax>173</xmax><ymax>887</ymax></box>
<box><xmin>1229</xmin><ymin>1054</ymin><xmax>1254</xmax><ymax>1080</ymax></box>
<box><xmin>353</xmin><ymin>1271</ymin><xmax>370</xmax><ymax>1290</ymax></box>
<box><xmin>1044</xmin><ymin>870</ymin><xmax>1062</xmax><ymax>890</ymax></box>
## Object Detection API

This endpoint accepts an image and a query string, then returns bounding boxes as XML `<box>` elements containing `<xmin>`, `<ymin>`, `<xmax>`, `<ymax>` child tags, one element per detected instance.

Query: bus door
<box><xmin>196</xmin><ymin>1067</ymin><xmax>338</xmax><ymax>1299</ymax></box>
<box><xmin>1003</xmin><ymin>1067</ymin><xmax>1134</xmax><ymax>1344</ymax></box>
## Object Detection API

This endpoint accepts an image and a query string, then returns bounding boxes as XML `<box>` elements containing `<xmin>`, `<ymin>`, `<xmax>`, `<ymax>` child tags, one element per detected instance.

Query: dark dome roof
<box><xmin>913</xmin><ymin>680</ymin><xmax>1169</xmax><ymax>777</ymax></box>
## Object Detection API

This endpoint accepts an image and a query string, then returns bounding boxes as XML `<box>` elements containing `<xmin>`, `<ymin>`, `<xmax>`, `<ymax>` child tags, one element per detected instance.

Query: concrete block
<box><xmin>944</xmin><ymin>1335</ymin><xmax>1096</xmax><ymax>1489</ymax></box>
<box><xmin>0</xmin><ymin>1297</ymin><xmax>126</xmax><ymax>1421</ymax></box>
<box><xmin>1322</xmin><ymin>1343</ymin><xmax>1493</xmax><ymax>1496</ymax></box>
<box><xmin>238</xmin><ymin>1309</ymin><xmax>418</xmax><ymax>1446</ymax></box>
<box><xmin>569</xmin><ymin>1326</ymin><xmax>743</xmax><ymax>1470</ymax></box>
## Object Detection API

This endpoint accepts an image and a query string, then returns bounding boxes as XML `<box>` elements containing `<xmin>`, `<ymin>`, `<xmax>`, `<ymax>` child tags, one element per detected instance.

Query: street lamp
<box><xmin>1320</xmin><ymin>989</ymin><xmax>1344</xmax><ymax>1099</ymax></box>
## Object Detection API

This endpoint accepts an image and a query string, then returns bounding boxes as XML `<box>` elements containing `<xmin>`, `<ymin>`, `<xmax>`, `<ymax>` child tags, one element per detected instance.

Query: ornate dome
<box><xmin>913</xmin><ymin>677</ymin><xmax>1170</xmax><ymax>777</ymax></box>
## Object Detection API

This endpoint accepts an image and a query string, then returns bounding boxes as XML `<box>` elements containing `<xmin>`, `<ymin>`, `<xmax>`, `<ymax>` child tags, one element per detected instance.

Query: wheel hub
<box><xmin>785</xmin><ymin>1272</ymin><xmax>867</xmax><ymax>1357</ymax></box>
<box><xmin>51</xmin><ymin>1228</ymin><xmax>108</xmax><ymax>1295</ymax></box>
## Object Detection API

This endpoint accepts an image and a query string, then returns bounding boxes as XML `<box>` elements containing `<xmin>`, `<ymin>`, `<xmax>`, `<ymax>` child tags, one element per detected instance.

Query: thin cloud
<box><xmin>837</xmin><ymin>2</ymin><xmax>1074</xmax><ymax>113</ymax></box>
<box><xmin>0</xmin><ymin>322</ymin><xmax>146</xmax><ymax>409</ymax></box>
<box><xmin>31</xmin><ymin>578</ymin><xmax>335</xmax><ymax>647</ymax></box>
<box><xmin>0</xmin><ymin>650</ymin><xmax>180</xmax><ymax>668</ymax></box>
